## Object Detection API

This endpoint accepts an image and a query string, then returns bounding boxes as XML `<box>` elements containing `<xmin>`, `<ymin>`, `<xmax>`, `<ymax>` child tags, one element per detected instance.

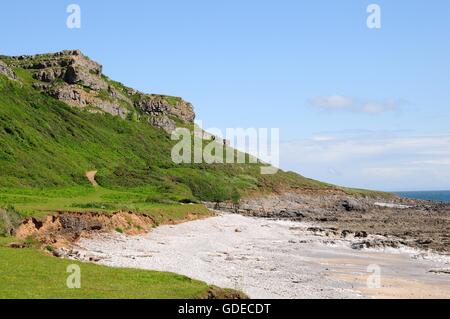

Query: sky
<box><xmin>1</xmin><ymin>0</ymin><xmax>450</xmax><ymax>191</ymax></box>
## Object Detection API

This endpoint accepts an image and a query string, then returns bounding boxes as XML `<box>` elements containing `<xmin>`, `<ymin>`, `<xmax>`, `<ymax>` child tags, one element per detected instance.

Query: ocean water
<box><xmin>396</xmin><ymin>191</ymin><xmax>450</xmax><ymax>203</ymax></box>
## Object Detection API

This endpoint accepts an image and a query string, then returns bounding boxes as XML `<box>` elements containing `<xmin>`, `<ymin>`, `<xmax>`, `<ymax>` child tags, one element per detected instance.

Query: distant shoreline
<box><xmin>396</xmin><ymin>190</ymin><xmax>450</xmax><ymax>203</ymax></box>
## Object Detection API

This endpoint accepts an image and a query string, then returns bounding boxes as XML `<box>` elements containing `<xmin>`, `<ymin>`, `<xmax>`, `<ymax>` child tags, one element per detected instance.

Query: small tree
<box><xmin>231</xmin><ymin>190</ymin><xmax>241</xmax><ymax>213</ymax></box>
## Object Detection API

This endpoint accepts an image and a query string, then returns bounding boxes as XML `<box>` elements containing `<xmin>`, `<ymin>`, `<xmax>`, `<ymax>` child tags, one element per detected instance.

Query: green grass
<box><xmin>0</xmin><ymin>237</ymin><xmax>216</xmax><ymax>299</ymax></box>
<box><xmin>0</xmin><ymin>67</ymin><xmax>390</xmax><ymax>212</ymax></box>
<box><xmin>164</xmin><ymin>95</ymin><xmax>182</xmax><ymax>107</ymax></box>
<box><xmin>0</xmin><ymin>71</ymin><xmax>354</xmax><ymax>204</ymax></box>
<box><xmin>0</xmin><ymin>186</ymin><xmax>211</xmax><ymax>224</ymax></box>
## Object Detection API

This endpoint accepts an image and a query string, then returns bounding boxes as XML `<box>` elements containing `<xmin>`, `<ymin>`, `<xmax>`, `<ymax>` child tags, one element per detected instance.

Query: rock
<box><xmin>148</xmin><ymin>115</ymin><xmax>177</xmax><ymax>134</ymax></box>
<box><xmin>96</xmin><ymin>101</ymin><xmax>127</xmax><ymax>119</ymax></box>
<box><xmin>429</xmin><ymin>269</ymin><xmax>450</xmax><ymax>275</ymax></box>
<box><xmin>46</xmin><ymin>83</ymin><xmax>86</xmax><ymax>105</ymax></box>
<box><xmin>307</xmin><ymin>227</ymin><xmax>323</xmax><ymax>233</ymax></box>
<box><xmin>4</xmin><ymin>50</ymin><xmax>195</xmax><ymax>132</ymax></box>
<box><xmin>53</xmin><ymin>248</ymin><xmax>67</xmax><ymax>258</ymax></box>
<box><xmin>354</xmin><ymin>231</ymin><xmax>368</xmax><ymax>238</ymax></box>
<box><xmin>341</xmin><ymin>230</ymin><xmax>352</xmax><ymax>238</ymax></box>
<box><xmin>135</xmin><ymin>96</ymin><xmax>169</xmax><ymax>116</ymax></box>
<box><xmin>342</xmin><ymin>198</ymin><xmax>365</xmax><ymax>212</ymax></box>
<box><xmin>63</xmin><ymin>65</ymin><xmax>107</xmax><ymax>90</ymax></box>
<box><xmin>351</xmin><ymin>239</ymin><xmax>404</xmax><ymax>250</ymax></box>
<box><xmin>416</xmin><ymin>239</ymin><xmax>433</xmax><ymax>245</ymax></box>
<box><xmin>286</xmin><ymin>211</ymin><xmax>305</xmax><ymax>218</ymax></box>
<box><xmin>34</xmin><ymin>68</ymin><xmax>65</xmax><ymax>82</ymax></box>
<box><xmin>8</xmin><ymin>242</ymin><xmax>27</xmax><ymax>249</ymax></box>
<box><xmin>88</xmin><ymin>256</ymin><xmax>101</xmax><ymax>262</ymax></box>
<box><xmin>0</xmin><ymin>60</ymin><xmax>16</xmax><ymax>80</ymax></box>
<box><xmin>307</xmin><ymin>227</ymin><xmax>337</xmax><ymax>236</ymax></box>
<box><xmin>135</xmin><ymin>95</ymin><xmax>195</xmax><ymax>125</ymax></box>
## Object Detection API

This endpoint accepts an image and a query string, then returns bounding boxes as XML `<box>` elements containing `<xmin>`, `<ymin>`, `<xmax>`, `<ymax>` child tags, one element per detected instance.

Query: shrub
<box><xmin>0</xmin><ymin>206</ymin><xmax>21</xmax><ymax>237</ymax></box>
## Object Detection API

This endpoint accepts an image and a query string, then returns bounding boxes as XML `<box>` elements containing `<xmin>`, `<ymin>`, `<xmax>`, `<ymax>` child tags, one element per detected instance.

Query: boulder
<box><xmin>134</xmin><ymin>95</ymin><xmax>195</xmax><ymax>124</ymax></box>
<box><xmin>341</xmin><ymin>198</ymin><xmax>365</xmax><ymax>212</ymax></box>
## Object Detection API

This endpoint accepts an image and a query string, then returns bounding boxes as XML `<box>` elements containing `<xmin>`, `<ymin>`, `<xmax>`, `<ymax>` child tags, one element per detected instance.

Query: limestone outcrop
<box><xmin>0</xmin><ymin>60</ymin><xmax>16</xmax><ymax>80</ymax></box>
<box><xmin>1</xmin><ymin>50</ymin><xmax>195</xmax><ymax>133</ymax></box>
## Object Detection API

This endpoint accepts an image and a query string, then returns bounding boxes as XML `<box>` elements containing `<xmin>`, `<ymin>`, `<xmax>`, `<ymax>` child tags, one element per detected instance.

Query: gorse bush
<box><xmin>0</xmin><ymin>206</ymin><xmax>21</xmax><ymax>237</ymax></box>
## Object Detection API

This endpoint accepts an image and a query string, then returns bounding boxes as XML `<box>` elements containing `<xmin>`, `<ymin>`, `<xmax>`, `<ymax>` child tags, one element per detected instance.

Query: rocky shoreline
<box><xmin>205</xmin><ymin>192</ymin><xmax>450</xmax><ymax>255</ymax></box>
<box><xmin>30</xmin><ymin>191</ymin><xmax>450</xmax><ymax>299</ymax></box>
<box><xmin>74</xmin><ymin>212</ymin><xmax>450</xmax><ymax>299</ymax></box>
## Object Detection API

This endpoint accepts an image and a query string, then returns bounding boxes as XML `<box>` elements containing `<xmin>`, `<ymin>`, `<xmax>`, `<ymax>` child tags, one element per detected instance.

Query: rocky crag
<box><xmin>1</xmin><ymin>50</ymin><xmax>195</xmax><ymax>133</ymax></box>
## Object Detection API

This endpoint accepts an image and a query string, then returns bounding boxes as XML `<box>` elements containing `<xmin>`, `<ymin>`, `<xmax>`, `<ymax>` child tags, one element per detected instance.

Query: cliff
<box><xmin>0</xmin><ymin>50</ymin><xmax>195</xmax><ymax>133</ymax></box>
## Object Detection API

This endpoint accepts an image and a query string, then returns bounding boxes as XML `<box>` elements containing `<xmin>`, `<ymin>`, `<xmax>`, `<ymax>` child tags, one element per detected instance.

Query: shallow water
<box><xmin>396</xmin><ymin>190</ymin><xmax>450</xmax><ymax>203</ymax></box>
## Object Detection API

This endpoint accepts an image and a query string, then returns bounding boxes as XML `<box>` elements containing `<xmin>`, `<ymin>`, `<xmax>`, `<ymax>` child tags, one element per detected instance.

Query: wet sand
<box><xmin>76</xmin><ymin>213</ymin><xmax>450</xmax><ymax>299</ymax></box>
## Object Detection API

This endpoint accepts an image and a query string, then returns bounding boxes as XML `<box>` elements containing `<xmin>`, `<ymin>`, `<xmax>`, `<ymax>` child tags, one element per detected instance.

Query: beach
<box><xmin>75</xmin><ymin>213</ymin><xmax>450</xmax><ymax>299</ymax></box>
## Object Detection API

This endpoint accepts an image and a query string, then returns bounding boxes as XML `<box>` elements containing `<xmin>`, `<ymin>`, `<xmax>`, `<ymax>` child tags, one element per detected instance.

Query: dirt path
<box><xmin>85</xmin><ymin>170</ymin><xmax>98</xmax><ymax>187</ymax></box>
<box><xmin>76</xmin><ymin>213</ymin><xmax>450</xmax><ymax>299</ymax></box>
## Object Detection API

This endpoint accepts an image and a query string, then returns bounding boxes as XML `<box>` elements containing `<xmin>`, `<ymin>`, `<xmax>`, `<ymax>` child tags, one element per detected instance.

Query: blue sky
<box><xmin>1</xmin><ymin>1</ymin><xmax>450</xmax><ymax>191</ymax></box>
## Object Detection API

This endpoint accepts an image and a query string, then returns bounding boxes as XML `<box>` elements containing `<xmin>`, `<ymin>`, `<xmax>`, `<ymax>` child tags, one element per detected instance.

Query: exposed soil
<box><xmin>202</xmin><ymin>286</ymin><xmax>248</xmax><ymax>299</ymax></box>
<box><xmin>85</xmin><ymin>170</ymin><xmax>98</xmax><ymax>187</ymax></box>
<box><xmin>15</xmin><ymin>211</ymin><xmax>156</xmax><ymax>248</ymax></box>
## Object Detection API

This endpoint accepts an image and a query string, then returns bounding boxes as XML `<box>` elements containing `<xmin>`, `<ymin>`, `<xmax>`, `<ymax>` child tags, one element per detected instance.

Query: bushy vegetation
<box><xmin>0</xmin><ymin>206</ymin><xmax>21</xmax><ymax>237</ymax></box>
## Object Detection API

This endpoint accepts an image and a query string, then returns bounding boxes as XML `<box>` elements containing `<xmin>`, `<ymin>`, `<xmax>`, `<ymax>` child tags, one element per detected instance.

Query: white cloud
<box><xmin>409</xmin><ymin>159</ymin><xmax>450</xmax><ymax>165</ymax></box>
<box><xmin>308</xmin><ymin>95</ymin><xmax>354</xmax><ymax>109</ymax></box>
<box><xmin>361</xmin><ymin>99</ymin><xmax>400</xmax><ymax>113</ymax></box>
<box><xmin>280</xmin><ymin>133</ymin><xmax>450</xmax><ymax>191</ymax></box>
<box><xmin>312</xmin><ymin>135</ymin><xmax>336</xmax><ymax>142</ymax></box>
<box><xmin>308</xmin><ymin>95</ymin><xmax>404</xmax><ymax>114</ymax></box>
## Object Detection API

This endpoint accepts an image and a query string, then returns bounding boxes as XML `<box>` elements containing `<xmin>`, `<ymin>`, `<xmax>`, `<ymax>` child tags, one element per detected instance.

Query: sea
<box><xmin>396</xmin><ymin>190</ymin><xmax>450</xmax><ymax>203</ymax></box>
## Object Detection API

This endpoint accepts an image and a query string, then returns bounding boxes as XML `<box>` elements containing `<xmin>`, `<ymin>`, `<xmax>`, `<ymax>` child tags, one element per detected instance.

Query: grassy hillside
<box><xmin>0</xmin><ymin>71</ymin><xmax>332</xmax><ymax>207</ymax></box>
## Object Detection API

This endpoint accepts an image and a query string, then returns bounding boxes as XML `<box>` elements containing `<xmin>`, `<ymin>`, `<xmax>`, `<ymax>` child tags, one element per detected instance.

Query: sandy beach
<box><xmin>76</xmin><ymin>213</ymin><xmax>450</xmax><ymax>299</ymax></box>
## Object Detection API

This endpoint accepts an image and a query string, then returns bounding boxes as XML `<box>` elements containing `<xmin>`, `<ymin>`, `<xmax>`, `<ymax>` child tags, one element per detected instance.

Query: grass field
<box><xmin>0</xmin><ymin>185</ymin><xmax>211</xmax><ymax>223</ymax></box>
<box><xmin>0</xmin><ymin>237</ymin><xmax>235</xmax><ymax>299</ymax></box>
<box><xmin>0</xmin><ymin>185</ymin><xmax>222</xmax><ymax>299</ymax></box>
